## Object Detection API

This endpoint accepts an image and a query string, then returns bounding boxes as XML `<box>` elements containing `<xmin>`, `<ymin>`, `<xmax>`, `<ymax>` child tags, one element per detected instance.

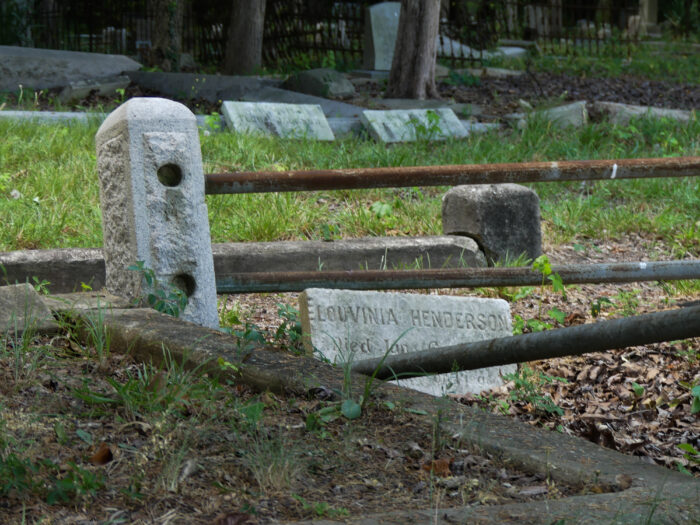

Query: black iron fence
<box><xmin>2</xmin><ymin>0</ymin><xmax>657</xmax><ymax>69</ymax></box>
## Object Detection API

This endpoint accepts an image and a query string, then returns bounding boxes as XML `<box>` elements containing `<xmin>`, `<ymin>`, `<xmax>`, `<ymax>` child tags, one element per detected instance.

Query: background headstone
<box><xmin>361</xmin><ymin>108</ymin><xmax>468</xmax><ymax>142</ymax></box>
<box><xmin>95</xmin><ymin>98</ymin><xmax>219</xmax><ymax>328</ymax></box>
<box><xmin>221</xmin><ymin>101</ymin><xmax>335</xmax><ymax>140</ymax></box>
<box><xmin>299</xmin><ymin>289</ymin><xmax>514</xmax><ymax>396</ymax></box>
<box><xmin>363</xmin><ymin>2</ymin><xmax>401</xmax><ymax>70</ymax></box>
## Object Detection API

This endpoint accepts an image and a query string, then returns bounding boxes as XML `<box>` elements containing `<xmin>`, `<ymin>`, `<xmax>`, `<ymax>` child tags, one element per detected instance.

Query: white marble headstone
<box><xmin>299</xmin><ymin>289</ymin><xmax>515</xmax><ymax>396</ymax></box>
<box><xmin>361</xmin><ymin>108</ymin><xmax>468</xmax><ymax>143</ymax></box>
<box><xmin>221</xmin><ymin>101</ymin><xmax>335</xmax><ymax>140</ymax></box>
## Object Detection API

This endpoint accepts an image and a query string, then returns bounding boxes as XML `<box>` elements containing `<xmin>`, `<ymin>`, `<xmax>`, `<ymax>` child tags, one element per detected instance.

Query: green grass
<box><xmin>0</xmin><ymin>116</ymin><xmax>698</xmax><ymax>260</ymax></box>
<box><xmin>488</xmin><ymin>41</ymin><xmax>700</xmax><ymax>84</ymax></box>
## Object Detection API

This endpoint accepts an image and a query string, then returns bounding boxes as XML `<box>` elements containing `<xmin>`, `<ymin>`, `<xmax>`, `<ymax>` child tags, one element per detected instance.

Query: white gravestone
<box><xmin>363</xmin><ymin>2</ymin><xmax>401</xmax><ymax>70</ymax></box>
<box><xmin>221</xmin><ymin>101</ymin><xmax>335</xmax><ymax>140</ymax></box>
<box><xmin>95</xmin><ymin>98</ymin><xmax>219</xmax><ymax>329</ymax></box>
<box><xmin>299</xmin><ymin>289</ymin><xmax>515</xmax><ymax>396</ymax></box>
<box><xmin>361</xmin><ymin>108</ymin><xmax>468</xmax><ymax>143</ymax></box>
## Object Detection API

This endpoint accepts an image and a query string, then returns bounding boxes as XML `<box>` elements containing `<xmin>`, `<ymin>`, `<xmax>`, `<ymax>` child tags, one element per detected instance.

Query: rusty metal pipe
<box><xmin>214</xmin><ymin>259</ymin><xmax>700</xmax><ymax>293</ymax></box>
<box><xmin>351</xmin><ymin>304</ymin><xmax>700</xmax><ymax>380</ymax></box>
<box><xmin>205</xmin><ymin>156</ymin><xmax>700</xmax><ymax>194</ymax></box>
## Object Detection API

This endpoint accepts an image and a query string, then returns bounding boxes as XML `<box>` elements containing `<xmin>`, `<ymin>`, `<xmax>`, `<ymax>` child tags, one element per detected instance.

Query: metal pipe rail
<box><xmin>351</xmin><ymin>304</ymin><xmax>700</xmax><ymax>380</ymax></box>
<box><xmin>205</xmin><ymin>156</ymin><xmax>700</xmax><ymax>194</ymax></box>
<box><xmin>215</xmin><ymin>259</ymin><xmax>700</xmax><ymax>293</ymax></box>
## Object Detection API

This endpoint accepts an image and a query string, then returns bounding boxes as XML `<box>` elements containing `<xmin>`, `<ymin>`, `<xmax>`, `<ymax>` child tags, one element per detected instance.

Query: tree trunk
<box><xmin>223</xmin><ymin>0</ymin><xmax>267</xmax><ymax>75</ymax></box>
<box><xmin>385</xmin><ymin>0</ymin><xmax>441</xmax><ymax>100</ymax></box>
<box><xmin>150</xmin><ymin>0</ymin><xmax>185</xmax><ymax>72</ymax></box>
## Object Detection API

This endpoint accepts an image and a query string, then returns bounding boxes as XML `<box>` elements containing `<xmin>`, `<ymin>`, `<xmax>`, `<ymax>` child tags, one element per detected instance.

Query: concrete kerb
<box><xmin>0</xmin><ymin>236</ymin><xmax>485</xmax><ymax>294</ymax></box>
<box><xmin>49</xmin><ymin>296</ymin><xmax>699</xmax><ymax>524</ymax></box>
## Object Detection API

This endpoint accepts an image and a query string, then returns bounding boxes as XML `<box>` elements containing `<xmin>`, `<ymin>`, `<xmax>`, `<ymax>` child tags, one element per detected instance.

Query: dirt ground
<box><xmin>350</xmin><ymin>71</ymin><xmax>700</xmax><ymax>119</ymax></box>
<box><xmin>1</xmin><ymin>332</ymin><xmax>580</xmax><ymax>524</ymax></box>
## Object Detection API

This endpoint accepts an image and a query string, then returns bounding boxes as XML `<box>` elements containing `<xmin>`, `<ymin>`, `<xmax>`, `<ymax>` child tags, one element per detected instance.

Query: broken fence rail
<box><xmin>351</xmin><ymin>304</ymin><xmax>700</xmax><ymax>380</ymax></box>
<box><xmin>205</xmin><ymin>156</ymin><xmax>700</xmax><ymax>194</ymax></box>
<box><xmin>215</xmin><ymin>259</ymin><xmax>700</xmax><ymax>293</ymax></box>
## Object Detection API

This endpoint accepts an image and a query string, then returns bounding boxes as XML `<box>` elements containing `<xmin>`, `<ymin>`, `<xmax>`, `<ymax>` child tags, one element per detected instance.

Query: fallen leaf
<box><xmin>214</xmin><ymin>513</ymin><xmax>254</xmax><ymax>525</ymax></box>
<box><xmin>421</xmin><ymin>458</ymin><xmax>452</xmax><ymax>477</ymax></box>
<box><xmin>88</xmin><ymin>442</ymin><xmax>113</xmax><ymax>465</ymax></box>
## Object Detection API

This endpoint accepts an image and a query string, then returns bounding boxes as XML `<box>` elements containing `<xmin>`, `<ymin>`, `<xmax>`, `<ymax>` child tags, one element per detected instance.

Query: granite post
<box><xmin>95</xmin><ymin>98</ymin><xmax>219</xmax><ymax>328</ymax></box>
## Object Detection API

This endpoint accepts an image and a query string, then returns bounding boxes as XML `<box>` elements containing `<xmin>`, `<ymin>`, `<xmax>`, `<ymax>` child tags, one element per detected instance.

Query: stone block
<box><xmin>508</xmin><ymin>101</ymin><xmax>588</xmax><ymax>129</ymax></box>
<box><xmin>0</xmin><ymin>45</ymin><xmax>140</xmax><ymax>91</ymax></box>
<box><xmin>299</xmin><ymin>289</ymin><xmax>514</xmax><ymax>396</ymax></box>
<box><xmin>589</xmin><ymin>101</ymin><xmax>694</xmax><ymax>126</ymax></box>
<box><xmin>363</xmin><ymin>2</ymin><xmax>401</xmax><ymax>70</ymax></box>
<box><xmin>282</xmin><ymin>68</ymin><xmax>356</xmax><ymax>99</ymax></box>
<box><xmin>57</xmin><ymin>75</ymin><xmax>130</xmax><ymax>104</ymax></box>
<box><xmin>95</xmin><ymin>98</ymin><xmax>218</xmax><ymax>329</ymax></box>
<box><xmin>221</xmin><ymin>101</ymin><xmax>335</xmax><ymax>140</ymax></box>
<box><xmin>361</xmin><ymin>108</ymin><xmax>467</xmax><ymax>143</ymax></box>
<box><xmin>213</xmin><ymin>236</ymin><xmax>485</xmax><ymax>275</ymax></box>
<box><xmin>0</xmin><ymin>283</ymin><xmax>57</xmax><ymax>336</ymax></box>
<box><xmin>442</xmin><ymin>184</ymin><xmax>542</xmax><ymax>265</ymax></box>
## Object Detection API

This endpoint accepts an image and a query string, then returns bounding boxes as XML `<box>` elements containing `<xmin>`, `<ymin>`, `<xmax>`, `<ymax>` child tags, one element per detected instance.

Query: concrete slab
<box><xmin>58</xmin><ymin>75</ymin><xmax>130</xmax><ymax>104</ymax></box>
<box><xmin>62</xmin><ymin>305</ymin><xmax>699</xmax><ymax>524</ymax></box>
<box><xmin>126</xmin><ymin>71</ymin><xmax>281</xmax><ymax>103</ymax></box>
<box><xmin>0</xmin><ymin>110</ymin><xmax>106</xmax><ymax>125</ymax></box>
<box><xmin>589</xmin><ymin>101</ymin><xmax>696</xmax><ymax>125</ymax></box>
<box><xmin>361</xmin><ymin>108</ymin><xmax>468</xmax><ymax>142</ymax></box>
<box><xmin>0</xmin><ymin>45</ymin><xmax>141</xmax><ymax>91</ymax></box>
<box><xmin>0</xmin><ymin>283</ymin><xmax>58</xmax><ymax>335</ymax></box>
<box><xmin>221</xmin><ymin>101</ymin><xmax>335</xmax><ymax>140</ymax></box>
<box><xmin>0</xmin><ymin>236</ymin><xmax>486</xmax><ymax>294</ymax></box>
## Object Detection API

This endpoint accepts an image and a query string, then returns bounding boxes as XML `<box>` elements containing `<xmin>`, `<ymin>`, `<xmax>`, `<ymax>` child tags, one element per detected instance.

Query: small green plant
<box><xmin>0</xmin><ymin>453</ymin><xmax>104</xmax><ymax>504</ymax></box>
<box><xmin>590</xmin><ymin>296</ymin><xmax>614</xmax><ymax>318</ymax></box>
<box><xmin>31</xmin><ymin>276</ymin><xmax>50</xmax><ymax>295</ymax></box>
<box><xmin>513</xmin><ymin>255</ymin><xmax>567</xmax><ymax>334</ymax></box>
<box><xmin>446</xmin><ymin>69</ymin><xmax>481</xmax><ymax>87</ymax></box>
<box><xmin>81</xmin><ymin>301</ymin><xmax>111</xmax><ymax>366</ymax></box>
<box><xmin>409</xmin><ymin>109</ymin><xmax>443</xmax><ymax>141</ymax></box>
<box><xmin>72</xmin><ymin>348</ymin><xmax>209</xmax><ymax>421</ymax></box>
<box><xmin>204</xmin><ymin>111</ymin><xmax>223</xmax><ymax>131</ymax></box>
<box><xmin>370</xmin><ymin>200</ymin><xmax>393</xmax><ymax>218</ymax></box>
<box><xmin>127</xmin><ymin>261</ymin><xmax>188</xmax><ymax>317</ymax></box>
<box><xmin>241</xmin><ymin>432</ymin><xmax>303</xmax><ymax>492</ymax></box>
<box><xmin>274</xmin><ymin>303</ymin><xmax>304</xmax><ymax>353</ymax></box>
<box><xmin>613</xmin><ymin>289</ymin><xmax>640</xmax><ymax>317</ymax></box>
<box><xmin>293</xmin><ymin>494</ymin><xmax>349</xmax><ymax>518</ymax></box>
<box><xmin>503</xmin><ymin>364</ymin><xmax>567</xmax><ymax>416</ymax></box>
<box><xmin>676</xmin><ymin>442</ymin><xmax>700</xmax><ymax>475</ymax></box>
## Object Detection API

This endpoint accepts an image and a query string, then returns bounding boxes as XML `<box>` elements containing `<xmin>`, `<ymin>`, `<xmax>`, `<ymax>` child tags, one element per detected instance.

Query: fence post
<box><xmin>95</xmin><ymin>97</ymin><xmax>219</xmax><ymax>329</ymax></box>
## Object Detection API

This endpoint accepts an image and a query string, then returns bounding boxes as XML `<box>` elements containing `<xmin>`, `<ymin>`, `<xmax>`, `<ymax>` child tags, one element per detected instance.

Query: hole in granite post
<box><xmin>172</xmin><ymin>273</ymin><xmax>196</xmax><ymax>297</ymax></box>
<box><xmin>157</xmin><ymin>163</ymin><xmax>183</xmax><ymax>187</ymax></box>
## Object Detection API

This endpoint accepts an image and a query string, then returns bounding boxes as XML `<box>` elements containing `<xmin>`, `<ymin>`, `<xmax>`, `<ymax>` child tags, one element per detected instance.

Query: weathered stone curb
<box><xmin>50</xmin><ymin>297</ymin><xmax>699</xmax><ymax>524</ymax></box>
<box><xmin>1</xmin><ymin>236</ymin><xmax>484</xmax><ymax>293</ymax></box>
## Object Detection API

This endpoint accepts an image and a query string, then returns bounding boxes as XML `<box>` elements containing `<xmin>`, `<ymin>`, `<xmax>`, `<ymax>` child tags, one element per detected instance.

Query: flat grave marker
<box><xmin>299</xmin><ymin>289</ymin><xmax>514</xmax><ymax>396</ymax></box>
<box><xmin>361</xmin><ymin>108</ymin><xmax>468</xmax><ymax>143</ymax></box>
<box><xmin>221</xmin><ymin>101</ymin><xmax>335</xmax><ymax>140</ymax></box>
